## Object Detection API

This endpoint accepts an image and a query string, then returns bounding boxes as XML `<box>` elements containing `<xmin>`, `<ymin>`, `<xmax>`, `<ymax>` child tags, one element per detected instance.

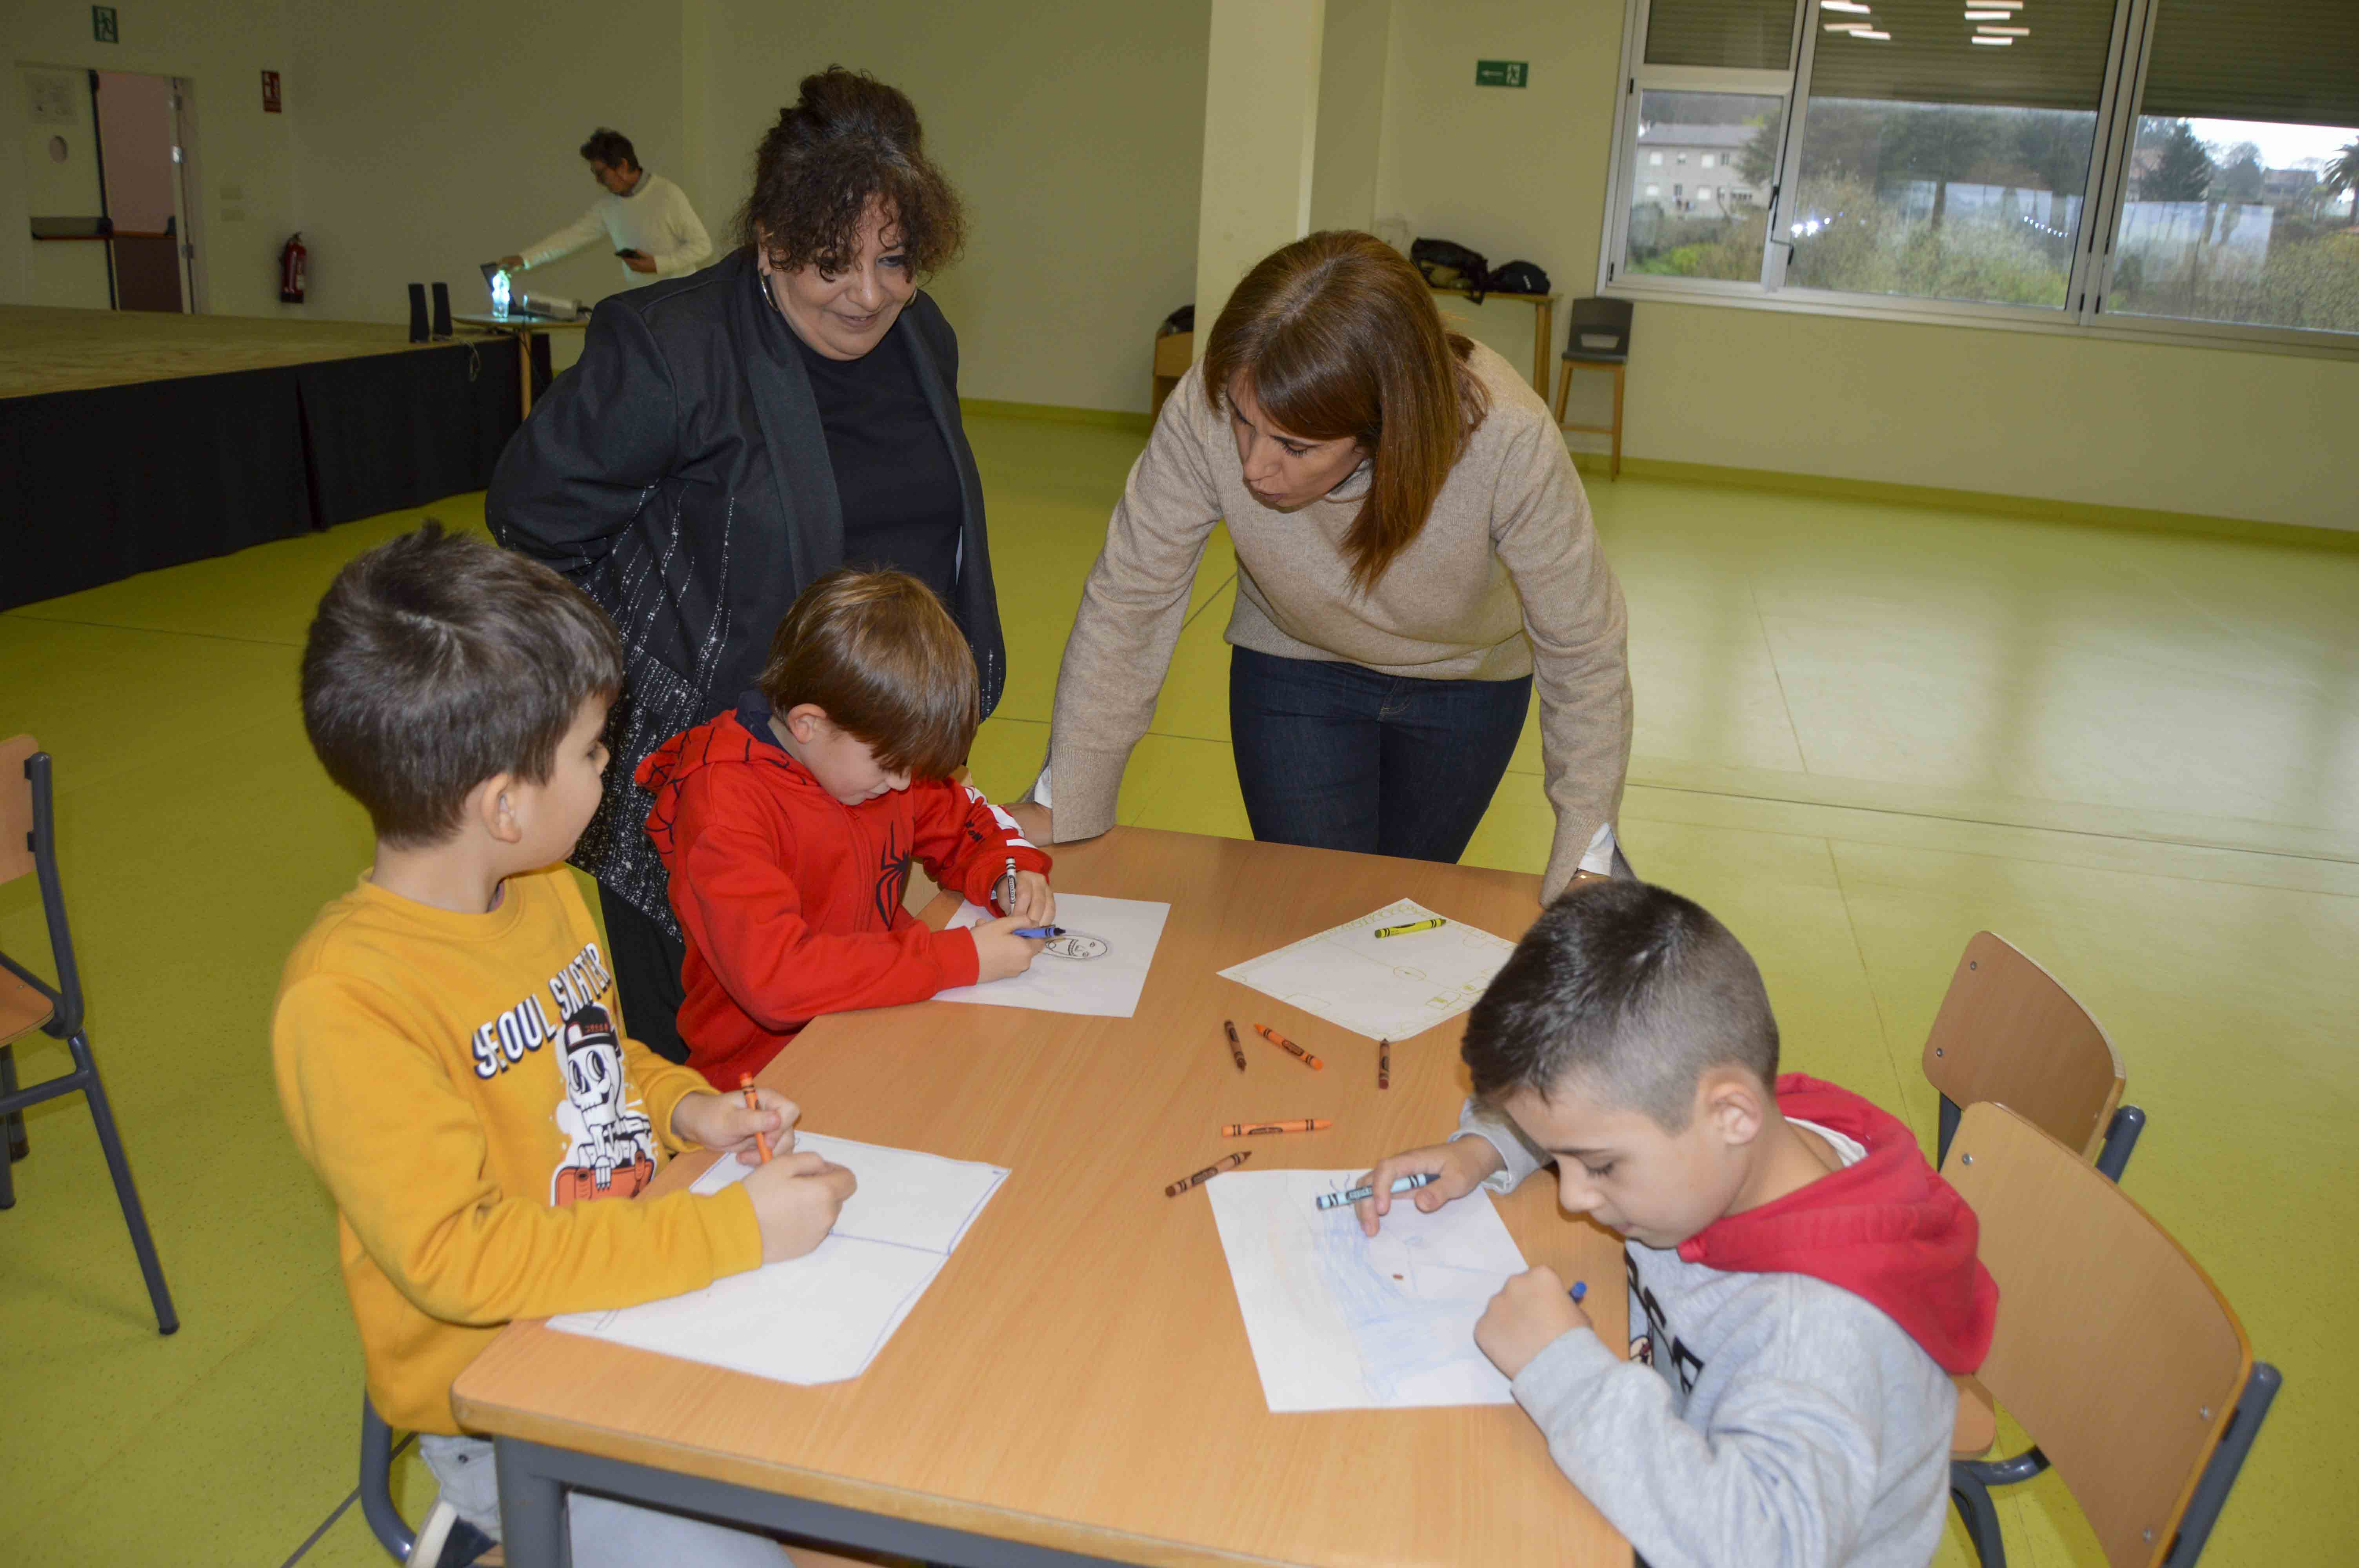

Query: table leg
<box><xmin>494</xmin><ymin>1437</ymin><xmax>574</xmax><ymax>1568</ymax></box>
<box><xmin>1532</xmin><ymin>299</ymin><xmax>1554</xmax><ymax>394</ymax></box>
<box><xmin>518</xmin><ymin>328</ymin><xmax>536</xmax><ymax>419</ymax></box>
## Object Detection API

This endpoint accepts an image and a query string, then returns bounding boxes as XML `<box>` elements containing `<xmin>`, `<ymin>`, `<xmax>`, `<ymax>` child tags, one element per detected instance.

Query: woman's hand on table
<box><xmin>1005</xmin><ymin>801</ymin><xmax>1052</xmax><ymax>847</ymax></box>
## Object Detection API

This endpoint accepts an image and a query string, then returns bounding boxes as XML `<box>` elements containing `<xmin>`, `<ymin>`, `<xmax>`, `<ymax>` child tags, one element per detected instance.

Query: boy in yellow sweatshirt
<box><xmin>274</xmin><ymin>524</ymin><xmax>858</xmax><ymax>1568</ymax></box>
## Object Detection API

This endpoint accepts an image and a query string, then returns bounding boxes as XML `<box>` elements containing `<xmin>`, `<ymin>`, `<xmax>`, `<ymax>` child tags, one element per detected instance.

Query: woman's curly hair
<box><xmin>736</xmin><ymin>67</ymin><xmax>966</xmax><ymax>277</ymax></box>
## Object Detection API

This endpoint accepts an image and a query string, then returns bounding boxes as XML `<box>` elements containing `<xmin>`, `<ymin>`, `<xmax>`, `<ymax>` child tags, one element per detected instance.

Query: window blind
<box><xmin>2139</xmin><ymin>0</ymin><xmax>2359</xmax><ymax>129</ymax></box>
<box><xmin>1807</xmin><ymin>0</ymin><xmax>2115</xmax><ymax>111</ymax></box>
<box><xmin>1644</xmin><ymin>0</ymin><xmax>1799</xmax><ymax>71</ymax></box>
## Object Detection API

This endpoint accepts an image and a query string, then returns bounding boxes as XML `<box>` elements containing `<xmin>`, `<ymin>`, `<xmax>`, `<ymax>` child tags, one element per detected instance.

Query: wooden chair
<box><xmin>1150</xmin><ymin>328</ymin><xmax>1194</xmax><ymax>425</ymax></box>
<box><xmin>0</xmin><ymin>735</ymin><xmax>178</xmax><ymax>1334</ymax></box>
<box><xmin>1941</xmin><ymin>1103</ymin><xmax>2278</xmax><ymax>1567</ymax></box>
<box><xmin>1925</xmin><ymin>931</ymin><xmax>2144</xmax><ymax>1182</ymax></box>
<box><xmin>1552</xmin><ymin>297</ymin><xmax>1632</xmax><ymax>479</ymax></box>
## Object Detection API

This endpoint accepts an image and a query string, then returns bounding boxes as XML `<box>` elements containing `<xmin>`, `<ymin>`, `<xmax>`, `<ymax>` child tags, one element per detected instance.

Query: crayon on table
<box><xmin>1569</xmin><ymin>1280</ymin><xmax>1588</xmax><ymax>1305</ymax></box>
<box><xmin>1374</xmin><ymin>916</ymin><xmax>1447</xmax><ymax>938</ymax></box>
<box><xmin>739</xmin><ymin>1073</ymin><xmax>772</xmax><ymax>1165</ymax></box>
<box><xmin>1221</xmin><ymin>1119</ymin><xmax>1332</xmax><ymax>1137</ymax></box>
<box><xmin>1221</xmin><ymin>1019</ymin><xmax>1247</xmax><ymax>1073</ymax></box>
<box><xmin>1378</xmin><ymin>1037</ymin><xmax>1389</xmax><ymax>1090</ymax></box>
<box><xmin>1315</xmin><ymin>1172</ymin><xmax>1438</xmax><ymax>1210</ymax></box>
<box><xmin>1165</xmin><ymin>1150</ymin><xmax>1251</xmax><ymax>1197</ymax></box>
<box><xmin>1252</xmin><ymin>1023</ymin><xmax>1324</xmax><ymax>1070</ymax></box>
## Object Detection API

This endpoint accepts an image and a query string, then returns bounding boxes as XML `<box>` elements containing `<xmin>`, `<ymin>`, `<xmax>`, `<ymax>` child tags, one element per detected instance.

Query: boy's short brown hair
<box><xmin>756</xmin><ymin>568</ymin><xmax>978</xmax><ymax>780</ymax></box>
<box><xmin>301</xmin><ymin>522</ymin><xmax>622</xmax><ymax>846</ymax></box>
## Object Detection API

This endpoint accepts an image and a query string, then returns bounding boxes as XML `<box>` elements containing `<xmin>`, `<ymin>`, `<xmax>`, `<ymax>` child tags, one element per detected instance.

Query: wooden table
<box><xmin>453</xmin><ymin>312</ymin><xmax>588</xmax><ymax>418</ymax></box>
<box><xmin>1426</xmin><ymin>285</ymin><xmax>1559</xmax><ymax>396</ymax></box>
<box><xmin>453</xmin><ymin>828</ymin><xmax>1629</xmax><ymax>1568</ymax></box>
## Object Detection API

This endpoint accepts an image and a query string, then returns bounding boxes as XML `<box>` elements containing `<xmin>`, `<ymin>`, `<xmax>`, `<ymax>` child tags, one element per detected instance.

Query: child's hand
<box><xmin>670</xmin><ymin>1088</ymin><xmax>798</xmax><ymax>1160</ymax></box>
<box><xmin>970</xmin><ymin>914</ymin><xmax>1048</xmax><ymax>982</ymax></box>
<box><xmin>1353</xmin><ymin>1137</ymin><xmax>1505</xmax><ymax>1236</ymax></box>
<box><xmin>743</xmin><ymin>1151</ymin><xmax>857</xmax><ymax>1263</ymax></box>
<box><xmin>1475</xmin><ymin>1265</ymin><xmax>1591</xmax><ymax>1380</ymax></box>
<box><xmin>1005</xmin><ymin>870</ymin><xmax>1055</xmax><ymax>926</ymax></box>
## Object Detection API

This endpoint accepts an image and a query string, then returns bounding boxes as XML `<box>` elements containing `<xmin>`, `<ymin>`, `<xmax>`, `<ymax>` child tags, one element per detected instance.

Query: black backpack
<box><xmin>1489</xmin><ymin>260</ymin><xmax>1552</xmax><ymax>296</ymax></box>
<box><xmin>1410</xmin><ymin>238</ymin><xmax>1492</xmax><ymax>303</ymax></box>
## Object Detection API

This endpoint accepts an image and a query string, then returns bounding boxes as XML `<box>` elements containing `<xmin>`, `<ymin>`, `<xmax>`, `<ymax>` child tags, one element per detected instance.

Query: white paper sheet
<box><xmin>930</xmin><ymin>893</ymin><xmax>1170</xmax><ymax>1018</ymax></box>
<box><xmin>1206</xmin><ymin>1168</ymin><xmax>1529</xmax><ymax>1412</ymax></box>
<box><xmin>1216</xmin><ymin>899</ymin><xmax>1518</xmax><ymax>1041</ymax></box>
<box><xmin>549</xmin><ymin>1133</ymin><xmax>1007</xmax><ymax>1385</ymax></box>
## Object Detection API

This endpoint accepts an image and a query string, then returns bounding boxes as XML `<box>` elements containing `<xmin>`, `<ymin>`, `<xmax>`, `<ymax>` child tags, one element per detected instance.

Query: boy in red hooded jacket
<box><xmin>637</xmin><ymin>569</ymin><xmax>1053</xmax><ymax>1089</ymax></box>
<box><xmin>1357</xmin><ymin>881</ymin><xmax>1997</xmax><ymax>1568</ymax></box>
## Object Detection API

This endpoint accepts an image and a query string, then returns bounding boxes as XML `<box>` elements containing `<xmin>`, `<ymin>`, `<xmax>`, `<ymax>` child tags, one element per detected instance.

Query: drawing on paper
<box><xmin>1218</xmin><ymin>899</ymin><xmax>1518</xmax><ymax>1042</ymax></box>
<box><xmin>1041</xmin><ymin>933</ymin><xmax>1108</xmax><ymax>960</ymax></box>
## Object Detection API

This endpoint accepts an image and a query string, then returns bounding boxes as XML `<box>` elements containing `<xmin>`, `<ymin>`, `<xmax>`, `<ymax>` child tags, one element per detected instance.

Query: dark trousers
<box><xmin>1228</xmin><ymin>645</ymin><xmax>1532</xmax><ymax>865</ymax></box>
<box><xmin>598</xmin><ymin>886</ymin><xmax>691</xmax><ymax>1065</ymax></box>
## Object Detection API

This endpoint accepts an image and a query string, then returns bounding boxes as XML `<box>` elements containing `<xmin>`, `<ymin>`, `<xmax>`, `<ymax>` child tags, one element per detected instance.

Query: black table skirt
<box><xmin>2</xmin><ymin>334</ymin><xmax>537</xmax><ymax>611</ymax></box>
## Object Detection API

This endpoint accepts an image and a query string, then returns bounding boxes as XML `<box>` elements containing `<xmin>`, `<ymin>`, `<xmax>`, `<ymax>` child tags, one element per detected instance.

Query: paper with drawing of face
<box><xmin>1041</xmin><ymin>933</ymin><xmax>1107</xmax><ymax>960</ymax></box>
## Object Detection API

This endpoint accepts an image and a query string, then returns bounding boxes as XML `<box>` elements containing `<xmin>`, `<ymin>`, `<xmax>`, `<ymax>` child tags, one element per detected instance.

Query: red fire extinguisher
<box><xmin>280</xmin><ymin>233</ymin><xmax>307</xmax><ymax>304</ymax></box>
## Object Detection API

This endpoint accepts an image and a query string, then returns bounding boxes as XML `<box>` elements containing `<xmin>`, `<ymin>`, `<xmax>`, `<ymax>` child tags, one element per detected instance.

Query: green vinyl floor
<box><xmin>1</xmin><ymin>415</ymin><xmax>2354</xmax><ymax>1566</ymax></box>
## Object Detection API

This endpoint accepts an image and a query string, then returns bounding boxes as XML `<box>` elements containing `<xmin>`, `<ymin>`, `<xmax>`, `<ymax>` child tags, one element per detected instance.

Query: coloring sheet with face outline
<box><xmin>932</xmin><ymin>895</ymin><xmax>1170</xmax><ymax>1018</ymax></box>
<box><xmin>1207</xmin><ymin>1168</ymin><xmax>1528</xmax><ymax>1412</ymax></box>
<box><xmin>1216</xmin><ymin>899</ymin><xmax>1518</xmax><ymax>1042</ymax></box>
<box><xmin>548</xmin><ymin>1133</ymin><xmax>1007</xmax><ymax>1385</ymax></box>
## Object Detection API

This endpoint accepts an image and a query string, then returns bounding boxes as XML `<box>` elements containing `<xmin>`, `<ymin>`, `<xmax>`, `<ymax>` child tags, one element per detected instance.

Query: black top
<box><xmin>791</xmin><ymin>320</ymin><xmax>963</xmax><ymax>608</ymax></box>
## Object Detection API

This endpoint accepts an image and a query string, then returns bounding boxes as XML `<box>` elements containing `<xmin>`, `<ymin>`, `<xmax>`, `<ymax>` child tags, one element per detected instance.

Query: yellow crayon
<box><xmin>1374</xmin><ymin>916</ymin><xmax>1446</xmax><ymax>938</ymax></box>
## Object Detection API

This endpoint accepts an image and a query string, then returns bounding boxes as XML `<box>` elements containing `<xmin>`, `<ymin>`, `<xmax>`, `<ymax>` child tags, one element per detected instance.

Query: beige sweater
<box><xmin>1038</xmin><ymin>341</ymin><xmax>1631</xmax><ymax>899</ymax></box>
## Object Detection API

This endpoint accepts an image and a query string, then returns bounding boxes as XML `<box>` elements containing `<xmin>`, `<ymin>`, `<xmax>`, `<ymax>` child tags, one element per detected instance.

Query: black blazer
<box><xmin>489</xmin><ymin>245</ymin><xmax>1005</xmax><ymax>929</ymax></box>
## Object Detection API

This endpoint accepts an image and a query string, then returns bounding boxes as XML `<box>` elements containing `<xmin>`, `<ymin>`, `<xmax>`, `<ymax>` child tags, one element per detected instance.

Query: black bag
<box><xmin>1410</xmin><ymin>238</ymin><xmax>1492</xmax><ymax>303</ymax></box>
<box><xmin>1160</xmin><ymin>305</ymin><xmax>1195</xmax><ymax>336</ymax></box>
<box><xmin>1489</xmin><ymin>260</ymin><xmax>1551</xmax><ymax>296</ymax></box>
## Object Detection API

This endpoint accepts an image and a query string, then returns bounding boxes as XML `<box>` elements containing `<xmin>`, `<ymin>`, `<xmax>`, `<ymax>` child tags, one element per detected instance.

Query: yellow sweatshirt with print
<box><xmin>273</xmin><ymin>866</ymin><xmax>763</xmax><ymax>1433</ymax></box>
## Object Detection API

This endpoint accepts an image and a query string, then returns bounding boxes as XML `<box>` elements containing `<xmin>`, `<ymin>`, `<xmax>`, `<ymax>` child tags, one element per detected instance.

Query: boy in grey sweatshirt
<box><xmin>1358</xmin><ymin>882</ymin><xmax>1997</xmax><ymax>1568</ymax></box>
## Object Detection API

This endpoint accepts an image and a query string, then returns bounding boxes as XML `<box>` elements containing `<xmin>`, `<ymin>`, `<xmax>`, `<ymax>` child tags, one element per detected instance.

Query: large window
<box><xmin>1602</xmin><ymin>0</ymin><xmax>2359</xmax><ymax>347</ymax></box>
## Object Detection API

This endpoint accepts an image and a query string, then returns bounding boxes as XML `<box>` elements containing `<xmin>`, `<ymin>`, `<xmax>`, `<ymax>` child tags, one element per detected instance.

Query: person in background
<box><xmin>498</xmin><ymin>127</ymin><xmax>712</xmax><ymax>286</ymax></box>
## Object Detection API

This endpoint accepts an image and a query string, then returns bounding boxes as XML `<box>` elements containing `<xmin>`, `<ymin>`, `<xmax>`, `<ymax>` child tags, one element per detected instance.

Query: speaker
<box><xmin>407</xmin><ymin>283</ymin><xmax>429</xmax><ymax>343</ymax></box>
<box><xmin>430</xmin><ymin>281</ymin><xmax>453</xmax><ymax>340</ymax></box>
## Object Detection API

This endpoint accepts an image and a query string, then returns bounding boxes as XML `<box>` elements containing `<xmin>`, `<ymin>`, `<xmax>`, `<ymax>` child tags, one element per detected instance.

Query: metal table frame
<box><xmin>493</xmin><ymin>1436</ymin><xmax>1139</xmax><ymax>1568</ymax></box>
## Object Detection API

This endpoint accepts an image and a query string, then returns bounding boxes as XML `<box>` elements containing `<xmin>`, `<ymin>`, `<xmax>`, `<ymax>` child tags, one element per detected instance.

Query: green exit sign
<box><xmin>92</xmin><ymin>5</ymin><xmax>118</xmax><ymax>43</ymax></box>
<box><xmin>1476</xmin><ymin>60</ymin><xmax>1528</xmax><ymax>88</ymax></box>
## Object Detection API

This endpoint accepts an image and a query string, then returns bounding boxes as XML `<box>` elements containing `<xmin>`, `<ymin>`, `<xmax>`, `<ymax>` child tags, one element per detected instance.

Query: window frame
<box><xmin>1594</xmin><ymin>0</ymin><xmax>2359</xmax><ymax>360</ymax></box>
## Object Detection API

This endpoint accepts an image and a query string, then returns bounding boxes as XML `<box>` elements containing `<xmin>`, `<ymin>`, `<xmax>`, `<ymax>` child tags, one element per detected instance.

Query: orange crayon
<box><xmin>1223</xmin><ymin>1118</ymin><xmax>1333</xmax><ymax>1137</ymax></box>
<box><xmin>740</xmin><ymin>1073</ymin><xmax>773</xmax><ymax>1165</ymax></box>
<box><xmin>1166</xmin><ymin>1150</ymin><xmax>1251</xmax><ymax>1196</ymax></box>
<box><xmin>1253</xmin><ymin>1023</ymin><xmax>1324</xmax><ymax>1070</ymax></box>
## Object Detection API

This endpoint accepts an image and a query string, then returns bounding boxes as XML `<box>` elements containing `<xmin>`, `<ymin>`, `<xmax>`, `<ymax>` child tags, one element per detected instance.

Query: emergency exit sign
<box><xmin>1476</xmin><ymin>60</ymin><xmax>1527</xmax><ymax>87</ymax></box>
<box><xmin>92</xmin><ymin>6</ymin><xmax>118</xmax><ymax>43</ymax></box>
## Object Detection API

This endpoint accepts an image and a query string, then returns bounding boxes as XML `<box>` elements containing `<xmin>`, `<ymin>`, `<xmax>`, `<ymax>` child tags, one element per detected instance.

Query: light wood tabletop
<box><xmin>453</xmin><ymin>827</ymin><xmax>1630</xmax><ymax>1567</ymax></box>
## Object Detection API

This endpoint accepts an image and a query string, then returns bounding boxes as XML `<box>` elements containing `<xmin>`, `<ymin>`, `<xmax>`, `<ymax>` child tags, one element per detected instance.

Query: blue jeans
<box><xmin>1229</xmin><ymin>645</ymin><xmax>1532</xmax><ymax>864</ymax></box>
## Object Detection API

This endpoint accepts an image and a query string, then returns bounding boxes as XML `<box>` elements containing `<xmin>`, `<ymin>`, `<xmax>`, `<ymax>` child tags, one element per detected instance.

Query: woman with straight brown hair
<box><xmin>1009</xmin><ymin>230</ymin><xmax>1632</xmax><ymax>899</ymax></box>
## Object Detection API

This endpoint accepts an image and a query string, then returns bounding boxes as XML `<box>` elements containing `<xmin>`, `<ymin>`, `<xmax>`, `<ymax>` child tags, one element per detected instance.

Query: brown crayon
<box><xmin>1165</xmin><ymin>1149</ymin><xmax>1251</xmax><ymax>1196</ymax></box>
<box><xmin>1222</xmin><ymin>1018</ymin><xmax>1248</xmax><ymax>1073</ymax></box>
<box><xmin>1253</xmin><ymin>1022</ymin><xmax>1324</xmax><ymax>1070</ymax></box>
<box><xmin>1222</xmin><ymin>1118</ymin><xmax>1333</xmax><ymax>1137</ymax></box>
<box><xmin>1379</xmin><ymin>1037</ymin><xmax>1390</xmax><ymax>1090</ymax></box>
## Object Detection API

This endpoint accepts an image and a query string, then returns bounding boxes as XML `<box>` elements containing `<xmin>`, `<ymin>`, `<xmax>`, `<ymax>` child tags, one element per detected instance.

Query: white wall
<box><xmin>286</xmin><ymin>0</ymin><xmax>687</xmax><ymax>358</ymax></box>
<box><xmin>1367</xmin><ymin>0</ymin><xmax>2357</xmax><ymax>530</ymax></box>
<box><xmin>1</xmin><ymin>0</ymin><xmax>299</xmax><ymax>316</ymax></box>
<box><xmin>698</xmin><ymin>0</ymin><xmax>1209</xmax><ymax>413</ymax></box>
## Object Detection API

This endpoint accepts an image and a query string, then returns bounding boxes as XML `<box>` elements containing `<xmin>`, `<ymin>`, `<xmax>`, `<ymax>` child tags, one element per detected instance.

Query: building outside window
<box><xmin>1602</xmin><ymin>0</ymin><xmax>2359</xmax><ymax>347</ymax></box>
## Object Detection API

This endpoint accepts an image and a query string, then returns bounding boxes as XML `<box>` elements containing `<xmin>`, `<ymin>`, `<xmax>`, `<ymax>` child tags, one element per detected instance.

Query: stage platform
<box><xmin>1</xmin><ymin>306</ymin><xmax>543</xmax><ymax>609</ymax></box>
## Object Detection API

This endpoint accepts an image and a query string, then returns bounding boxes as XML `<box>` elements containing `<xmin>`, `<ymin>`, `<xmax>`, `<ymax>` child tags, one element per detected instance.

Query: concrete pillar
<box><xmin>1194</xmin><ymin>0</ymin><xmax>1326</xmax><ymax>347</ymax></box>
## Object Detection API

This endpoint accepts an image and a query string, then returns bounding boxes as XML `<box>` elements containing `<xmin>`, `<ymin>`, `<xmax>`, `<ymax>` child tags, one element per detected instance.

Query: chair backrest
<box><xmin>1565</xmin><ymin>296</ymin><xmax>1634</xmax><ymax>360</ymax></box>
<box><xmin>1944</xmin><ymin>1103</ymin><xmax>2252</xmax><ymax>1568</ymax></box>
<box><xmin>1923</xmin><ymin>931</ymin><xmax>2121</xmax><ymax>1162</ymax></box>
<box><xmin>0</xmin><ymin>736</ymin><xmax>35</xmax><ymax>887</ymax></box>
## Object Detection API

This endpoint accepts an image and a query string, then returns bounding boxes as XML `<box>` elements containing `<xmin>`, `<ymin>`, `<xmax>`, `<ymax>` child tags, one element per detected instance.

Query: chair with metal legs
<box><xmin>0</xmin><ymin>735</ymin><xmax>176</xmax><ymax>1335</ymax></box>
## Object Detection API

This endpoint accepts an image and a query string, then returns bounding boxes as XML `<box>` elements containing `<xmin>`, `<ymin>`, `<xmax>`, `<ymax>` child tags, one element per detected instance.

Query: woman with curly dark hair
<box><xmin>490</xmin><ymin>67</ymin><xmax>1004</xmax><ymax>1063</ymax></box>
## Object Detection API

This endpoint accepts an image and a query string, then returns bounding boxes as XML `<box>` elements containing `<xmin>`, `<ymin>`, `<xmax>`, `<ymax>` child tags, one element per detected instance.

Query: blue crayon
<box><xmin>1569</xmin><ymin>1280</ymin><xmax>1589</xmax><ymax>1305</ymax></box>
<box><xmin>1316</xmin><ymin>1172</ymin><xmax>1438</xmax><ymax>1210</ymax></box>
<box><xmin>1014</xmin><ymin>926</ymin><xmax>1065</xmax><ymax>938</ymax></box>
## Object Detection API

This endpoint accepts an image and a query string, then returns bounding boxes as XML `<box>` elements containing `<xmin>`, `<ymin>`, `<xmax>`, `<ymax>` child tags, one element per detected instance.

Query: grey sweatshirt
<box><xmin>1038</xmin><ymin>342</ymin><xmax>1632</xmax><ymax>899</ymax></box>
<box><xmin>1458</xmin><ymin>1082</ymin><xmax>1990</xmax><ymax>1568</ymax></box>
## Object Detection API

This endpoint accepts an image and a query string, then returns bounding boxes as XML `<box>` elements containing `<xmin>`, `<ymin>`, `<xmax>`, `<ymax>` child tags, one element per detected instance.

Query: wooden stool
<box><xmin>1151</xmin><ymin>329</ymin><xmax>1194</xmax><ymax>424</ymax></box>
<box><xmin>1553</xmin><ymin>298</ymin><xmax>1633</xmax><ymax>479</ymax></box>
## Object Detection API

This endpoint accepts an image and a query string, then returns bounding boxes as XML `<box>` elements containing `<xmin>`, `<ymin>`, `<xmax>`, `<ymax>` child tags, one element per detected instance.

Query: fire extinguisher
<box><xmin>280</xmin><ymin>233</ymin><xmax>307</xmax><ymax>304</ymax></box>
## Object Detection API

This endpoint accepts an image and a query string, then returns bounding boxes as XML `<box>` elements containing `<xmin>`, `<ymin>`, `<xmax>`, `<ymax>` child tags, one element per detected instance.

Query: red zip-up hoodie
<box><xmin>1678</xmin><ymin>1074</ymin><xmax>1999</xmax><ymax>1372</ymax></box>
<box><xmin>636</xmin><ymin>696</ymin><xmax>1051</xmax><ymax>1089</ymax></box>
